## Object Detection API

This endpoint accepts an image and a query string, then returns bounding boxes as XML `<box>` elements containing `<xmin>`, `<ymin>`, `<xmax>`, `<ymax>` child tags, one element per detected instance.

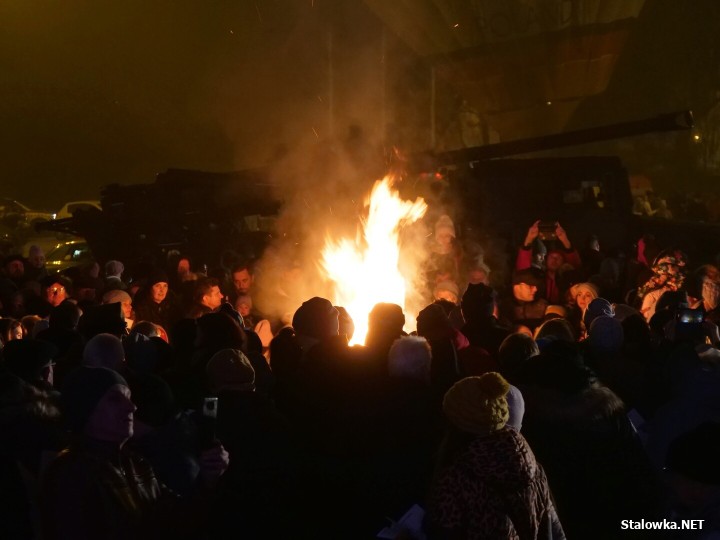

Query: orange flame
<box><xmin>321</xmin><ymin>176</ymin><xmax>427</xmax><ymax>345</ymax></box>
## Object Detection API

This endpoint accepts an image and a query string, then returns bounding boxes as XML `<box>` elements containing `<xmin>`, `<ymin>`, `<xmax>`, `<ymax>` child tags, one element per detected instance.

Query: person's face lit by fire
<box><xmin>10</xmin><ymin>323</ymin><xmax>24</xmax><ymax>341</ymax></box>
<box><xmin>234</xmin><ymin>296</ymin><xmax>252</xmax><ymax>318</ymax></box>
<box><xmin>46</xmin><ymin>282</ymin><xmax>67</xmax><ymax>307</ymax></box>
<box><xmin>120</xmin><ymin>301</ymin><xmax>133</xmax><ymax>321</ymax></box>
<box><xmin>468</xmin><ymin>269</ymin><xmax>488</xmax><ymax>285</ymax></box>
<box><xmin>177</xmin><ymin>258</ymin><xmax>191</xmax><ymax>277</ymax></box>
<box><xmin>513</xmin><ymin>282</ymin><xmax>537</xmax><ymax>303</ymax></box>
<box><xmin>576</xmin><ymin>290</ymin><xmax>594</xmax><ymax>312</ymax></box>
<box><xmin>203</xmin><ymin>286</ymin><xmax>224</xmax><ymax>310</ymax></box>
<box><xmin>233</xmin><ymin>269</ymin><xmax>253</xmax><ymax>295</ymax></box>
<box><xmin>28</xmin><ymin>251</ymin><xmax>45</xmax><ymax>269</ymax></box>
<box><xmin>436</xmin><ymin>230</ymin><xmax>454</xmax><ymax>249</ymax></box>
<box><xmin>6</xmin><ymin>260</ymin><xmax>24</xmax><ymax>279</ymax></box>
<box><xmin>151</xmin><ymin>282</ymin><xmax>169</xmax><ymax>304</ymax></box>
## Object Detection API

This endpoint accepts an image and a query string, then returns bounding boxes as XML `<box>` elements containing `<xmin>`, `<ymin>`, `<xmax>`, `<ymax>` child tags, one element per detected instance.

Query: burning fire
<box><xmin>321</xmin><ymin>176</ymin><xmax>427</xmax><ymax>345</ymax></box>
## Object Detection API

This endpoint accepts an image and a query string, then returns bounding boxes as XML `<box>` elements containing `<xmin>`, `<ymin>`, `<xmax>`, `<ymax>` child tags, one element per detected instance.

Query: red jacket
<box><xmin>516</xmin><ymin>247</ymin><xmax>581</xmax><ymax>304</ymax></box>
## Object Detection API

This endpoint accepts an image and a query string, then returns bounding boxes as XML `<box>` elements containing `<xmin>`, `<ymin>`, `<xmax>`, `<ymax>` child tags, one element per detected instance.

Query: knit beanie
<box><xmin>292</xmin><ymin>297</ymin><xmax>339</xmax><ymax>340</ymax></box>
<box><xmin>443</xmin><ymin>372</ymin><xmax>510</xmax><ymax>434</ymax></box>
<box><xmin>416</xmin><ymin>303</ymin><xmax>453</xmax><ymax>341</ymax></box>
<box><xmin>583</xmin><ymin>298</ymin><xmax>614</xmax><ymax>329</ymax></box>
<box><xmin>207</xmin><ymin>348</ymin><xmax>255</xmax><ymax>393</ymax></box>
<box><xmin>83</xmin><ymin>333</ymin><xmax>125</xmax><ymax>371</ymax></box>
<box><xmin>61</xmin><ymin>366</ymin><xmax>128</xmax><ymax>433</ymax></box>
<box><xmin>130</xmin><ymin>373</ymin><xmax>176</xmax><ymax>428</ymax></box>
<box><xmin>147</xmin><ymin>269</ymin><xmax>169</xmax><ymax>287</ymax></box>
<box><xmin>368</xmin><ymin>303</ymin><xmax>405</xmax><ymax>334</ymax></box>
<box><xmin>461</xmin><ymin>283</ymin><xmax>496</xmax><ymax>321</ymax></box>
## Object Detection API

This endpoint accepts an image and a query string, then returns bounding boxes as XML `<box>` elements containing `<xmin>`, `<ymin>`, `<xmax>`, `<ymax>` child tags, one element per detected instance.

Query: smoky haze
<box><xmin>0</xmin><ymin>1</ymin><xmax>417</xmax><ymax>209</ymax></box>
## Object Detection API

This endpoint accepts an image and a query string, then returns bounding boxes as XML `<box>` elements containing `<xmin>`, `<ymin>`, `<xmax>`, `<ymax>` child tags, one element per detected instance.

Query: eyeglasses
<box><xmin>50</xmin><ymin>287</ymin><xmax>65</xmax><ymax>294</ymax></box>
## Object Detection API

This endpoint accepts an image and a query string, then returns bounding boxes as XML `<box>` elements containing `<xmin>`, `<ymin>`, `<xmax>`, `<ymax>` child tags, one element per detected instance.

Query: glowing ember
<box><xmin>321</xmin><ymin>176</ymin><xmax>427</xmax><ymax>345</ymax></box>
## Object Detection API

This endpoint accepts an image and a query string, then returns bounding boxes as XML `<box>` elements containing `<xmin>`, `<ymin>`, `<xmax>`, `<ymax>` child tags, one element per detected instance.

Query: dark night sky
<box><xmin>2</xmin><ymin>0</ymin><xmax>720</xmax><ymax>210</ymax></box>
<box><xmin>1</xmin><ymin>1</ymin><xmax>370</xmax><ymax>209</ymax></box>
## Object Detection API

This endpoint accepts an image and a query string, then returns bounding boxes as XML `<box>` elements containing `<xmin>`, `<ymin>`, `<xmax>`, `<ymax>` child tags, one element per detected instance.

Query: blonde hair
<box><xmin>569</xmin><ymin>282</ymin><xmax>599</xmax><ymax>303</ymax></box>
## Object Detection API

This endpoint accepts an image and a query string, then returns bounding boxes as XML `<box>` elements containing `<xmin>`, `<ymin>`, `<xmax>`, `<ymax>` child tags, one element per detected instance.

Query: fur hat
<box><xmin>206</xmin><ymin>348</ymin><xmax>255</xmax><ymax>392</ymax></box>
<box><xmin>292</xmin><ymin>297</ymin><xmax>339</xmax><ymax>340</ymax></box>
<box><xmin>388</xmin><ymin>336</ymin><xmax>432</xmax><ymax>382</ymax></box>
<box><xmin>443</xmin><ymin>372</ymin><xmax>510</xmax><ymax>434</ymax></box>
<box><xmin>61</xmin><ymin>366</ymin><xmax>128</xmax><ymax>433</ymax></box>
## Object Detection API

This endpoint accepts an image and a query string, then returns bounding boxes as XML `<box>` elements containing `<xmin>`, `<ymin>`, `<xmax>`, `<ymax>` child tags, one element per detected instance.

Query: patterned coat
<box><xmin>429</xmin><ymin>427</ymin><xmax>564</xmax><ymax>540</ymax></box>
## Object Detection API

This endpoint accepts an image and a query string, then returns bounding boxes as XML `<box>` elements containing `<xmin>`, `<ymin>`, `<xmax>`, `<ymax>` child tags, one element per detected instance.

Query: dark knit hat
<box><xmin>512</xmin><ymin>268</ymin><xmax>541</xmax><ymax>287</ymax></box>
<box><xmin>130</xmin><ymin>373</ymin><xmax>176</xmax><ymax>428</ymax></box>
<box><xmin>292</xmin><ymin>297</ymin><xmax>339</xmax><ymax>340</ymax></box>
<box><xmin>206</xmin><ymin>348</ymin><xmax>255</xmax><ymax>392</ymax></box>
<box><xmin>443</xmin><ymin>372</ymin><xmax>510</xmax><ymax>434</ymax></box>
<box><xmin>368</xmin><ymin>303</ymin><xmax>405</xmax><ymax>333</ymax></box>
<box><xmin>147</xmin><ymin>269</ymin><xmax>169</xmax><ymax>287</ymax></box>
<box><xmin>78</xmin><ymin>302</ymin><xmax>127</xmax><ymax>339</ymax></box>
<box><xmin>583</xmin><ymin>298</ymin><xmax>614</xmax><ymax>329</ymax></box>
<box><xmin>61</xmin><ymin>366</ymin><xmax>128</xmax><ymax>433</ymax></box>
<box><xmin>3</xmin><ymin>254</ymin><xmax>24</xmax><ymax>267</ymax></box>
<box><xmin>666</xmin><ymin>422</ymin><xmax>720</xmax><ymax>485</ymax></box>
<box><xmin>1</xmin><ymin>339</ymin><xmax>58</xmax><ymax>383</ymax></box>
<box><xmin>461</xmin><ymin>283</ymin><xmax>496</xmax><ymax>320</ymax></box>
<box><xmin>416</xmin><ymin>302</ymin><xmax>452</xmax><ymax>341</ymax></box>
<box><xmin>42</xmin><ymin>274</ymin><xmax>72</xmax><ymax>290</ymax></box>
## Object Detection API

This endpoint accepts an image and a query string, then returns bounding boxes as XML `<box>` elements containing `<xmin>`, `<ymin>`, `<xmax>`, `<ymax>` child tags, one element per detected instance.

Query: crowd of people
<box><xmin>0</xmin><ymin>215</ymin><xmax>719</xmax><ymax>539</ymax></box>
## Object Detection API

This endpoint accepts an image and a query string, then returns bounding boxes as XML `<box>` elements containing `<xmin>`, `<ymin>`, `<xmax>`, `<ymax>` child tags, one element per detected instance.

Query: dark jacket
<box><xmin>41</xmin><ymin>438</ymin><xmax>208</xmax><ymax>540</ymax></box>
<box><xmin>497</xmin><ymin>296</ymin><xmax>548</xmax><ymax>331</ymax></box>
<box><xmin>519</xmin><ymin>383</ymin><xmax>663</xmax><ymax>540</ymax></box>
